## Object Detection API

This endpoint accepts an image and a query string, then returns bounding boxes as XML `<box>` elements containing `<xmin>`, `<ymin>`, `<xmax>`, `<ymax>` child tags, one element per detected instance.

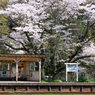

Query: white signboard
<box><xmin>65</xmin><ymin>63</ymin><xmax>80</xmax><ymax>82</ymax></box>
<box><xmin>67</xmin><ymin>64</ymin><xmax>77</xmax><ymax>72</ymax></box>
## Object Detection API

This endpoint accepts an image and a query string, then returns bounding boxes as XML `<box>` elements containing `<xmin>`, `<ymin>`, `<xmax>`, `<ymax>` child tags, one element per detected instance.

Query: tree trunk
<box><xmin>41</xmin><ymin>59</ymin><xmax>45</xmax><ymax>80</ymax></box>
<box><xmin>50</xmin><ymin>55</ymin><xmax>56</xmax><ymax>80</ymax></box>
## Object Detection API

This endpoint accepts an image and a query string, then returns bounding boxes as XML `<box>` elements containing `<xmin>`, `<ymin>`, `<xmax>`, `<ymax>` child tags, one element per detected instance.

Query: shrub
<box><xmin>61</xmin><ymin>77</ymin><xmax>66</xmax><ymax>82</ymax></box>
<box><xmin>86</xmin><ymin>78</ymin><xmax>95</xmax><ymax>82</ymax></box>
<box><xmin>78</xmin><ymin>72</ymin><xmax>87</xmax><ymax>82</ymax></box>
<box><xmin>41</xmin><ymin>79</ymin><xmax>62</xmax><ymax>82</ymax></box>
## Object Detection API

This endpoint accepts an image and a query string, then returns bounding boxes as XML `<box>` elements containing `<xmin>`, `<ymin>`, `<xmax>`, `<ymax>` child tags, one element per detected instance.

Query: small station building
<box><xmin>0</xmin><ymin>54</ymin><xmax>45</xmax><ymax>82</ymax></box>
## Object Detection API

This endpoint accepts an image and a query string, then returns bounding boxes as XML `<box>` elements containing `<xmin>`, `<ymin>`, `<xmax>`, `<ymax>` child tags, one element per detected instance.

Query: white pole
<box><xmin>66</xmin><ymin>64</ymin><xmax>67</xmax><ymax>82</ymax></box>
<box><xmin>77</xmin><ymin>71</ymin><xmax>78</xmax><ymax>82</ymax></box>
<box><xmin>76</xmin><ymin>63</ymin><xmax>78</xmax><ymax>82</ymax></box>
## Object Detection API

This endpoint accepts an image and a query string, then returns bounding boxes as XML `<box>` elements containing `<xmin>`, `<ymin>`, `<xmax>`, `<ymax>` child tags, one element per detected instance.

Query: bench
<box><xmin>0</xmin><ymin>77</ymin><xmax>15</xmax><ymax>81</ymax></box>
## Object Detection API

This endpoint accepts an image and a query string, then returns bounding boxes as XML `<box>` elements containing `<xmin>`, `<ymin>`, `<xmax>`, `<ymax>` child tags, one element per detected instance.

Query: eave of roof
<box><xmin>0</xmin><ymin>54</ymin><xmax>46</xmax><ymax>62</ymax></box>
<box><xmin>0</xmin><ymin>54</ymin><xmax>45</xmax><ymax>57</ymax></box>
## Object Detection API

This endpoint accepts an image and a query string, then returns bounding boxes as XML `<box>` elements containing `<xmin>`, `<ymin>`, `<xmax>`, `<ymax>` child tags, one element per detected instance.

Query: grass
<box><xmin>41</xmin><ymin>79</ymin><xmax>63</xmax><ymax>82</ymax></box>
<box><xmin>2</xmin><ymin>94</ymin><xmax>94</xmax><ymax>95</ymax></box>
<box><xmin>31</xmin><ymin>94</ymin><xmax>94</xmax><ymax>95</ymax></box>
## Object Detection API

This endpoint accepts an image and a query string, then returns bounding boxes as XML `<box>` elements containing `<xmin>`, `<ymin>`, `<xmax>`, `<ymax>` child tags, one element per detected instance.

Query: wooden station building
<box><xmin>0</xmin><ymin>54</ymin><xmax>45</xmax><ymax>82</ymax></box>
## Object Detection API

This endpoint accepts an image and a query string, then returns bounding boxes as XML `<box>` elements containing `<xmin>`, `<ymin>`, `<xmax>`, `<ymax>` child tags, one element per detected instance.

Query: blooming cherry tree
<box><xmin>0</xmin><ymin>0</ymin><xmax>95</xmax><ymax>79</ymax></box>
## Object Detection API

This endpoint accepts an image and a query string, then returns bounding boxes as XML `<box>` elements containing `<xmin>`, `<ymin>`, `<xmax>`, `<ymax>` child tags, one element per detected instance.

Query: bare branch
<box><xmin>24</xmin><ymin>32</ymin><xmax>31</xmax><ymax>42</ymax></box>
<box><xmin>7</xmin><ymin>35</ymin><xmax>30</xmax><ymax>54</ymax></box>
<box><xmin>4</xmin><ymin>42</ymin><xmax>25</xmax><ymax>51</ymax></box>
<box><xmin>90</xmin><ymin>21</ymin><xmax>95</xmax><ymax>28</ymax></box>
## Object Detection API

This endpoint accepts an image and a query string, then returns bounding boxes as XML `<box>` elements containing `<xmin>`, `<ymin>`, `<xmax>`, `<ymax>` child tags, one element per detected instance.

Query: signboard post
<box><xmin>65</xmin><ymin>63</ymin><xmax>80</xmax><ymax>82</ymax></box>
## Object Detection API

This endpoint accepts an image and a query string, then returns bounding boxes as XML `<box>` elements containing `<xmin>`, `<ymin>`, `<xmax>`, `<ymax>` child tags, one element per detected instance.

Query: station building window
<box><xmin>0</xmin><ymin>62</ymin><xmax>10</xmax><ymax>70</ymax></box>
<box><xmin>0</xmin><ymin>62</ymin><xmax>10</xmax><ymax>77</ymax></box>
<box><xmin>30</xmin><ymin>62</ymin><xmax>38</xmax><ymax>71</ymax></box>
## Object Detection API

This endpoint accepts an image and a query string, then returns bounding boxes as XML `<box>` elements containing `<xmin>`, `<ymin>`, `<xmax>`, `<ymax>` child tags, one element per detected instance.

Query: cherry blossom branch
<box><xmin>80</xmin><ymin>21</ymin><xmax>89</xmax><ymax>42</ymax></box>
<box><xmin>71</xmin><ymin>55</ymin><xmax>93</xmax><ymax>63</ymax></box>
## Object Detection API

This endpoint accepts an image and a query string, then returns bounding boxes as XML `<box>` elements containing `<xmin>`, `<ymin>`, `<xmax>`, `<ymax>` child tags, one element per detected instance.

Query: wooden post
<box><xmin>49</xmin><ymin>86</ymin><xmax>51</xmax><ymax>91</ymax></box>
<box><xmin>10</xmin><ymin>61</ymin><xmax>12</xmax><ymax>77</ymax></box>
<box><xmin>39</xmin><ymin>60</ymin><xmax>41</xmax><ymax>82</ymax></box>
<box><xmin>91</xmin><ymin>86</ymin><xmax>94</xmax><ymax>92</ymax></box>
<box><xmin>60</xmin><ymin>86</ymin><xmax>62</xmax><ymax>91</ymax></box>
<box><xmin>16</xmin><ymin>62</ymin><xmax>18</xmax><ymax>82</ymax></box>
<box><xmin>70</xmin><ymin>86</ymin><xmax>73</xmax><ymax>92</ymax></box>
<box><xmin>14</xmin><ymin>58</ymin><xmax>21</xmax><ymax>82</ymax></box>
<box><xmin>3</xmin><ymin>87</ymin><xmax>6</xmax><ymax>91</ymax></box>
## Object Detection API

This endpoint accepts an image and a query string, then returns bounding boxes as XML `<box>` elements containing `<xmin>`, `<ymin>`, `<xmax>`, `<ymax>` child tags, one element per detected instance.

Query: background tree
<box><xmin>0</xmin><ymin>0</ymin><xmax>95</xmax><ymax>80</ymax></box>
<box><xmin>0</xmin><ymin>0</ymin><xmax>11</xmax><ymax>54</ymax></box>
